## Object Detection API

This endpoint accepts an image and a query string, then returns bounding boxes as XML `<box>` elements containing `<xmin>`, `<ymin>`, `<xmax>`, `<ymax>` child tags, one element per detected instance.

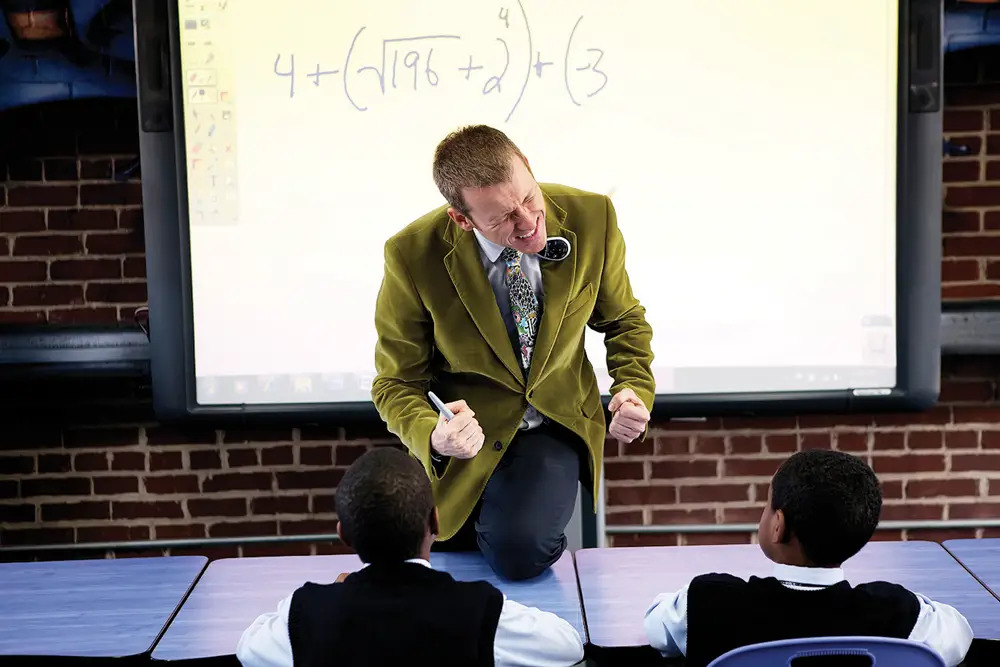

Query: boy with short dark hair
<box><xmin>237</xmin><ymin>447</ymin><xmax>584</xmax><ymax>667</ymax></box>
<box><xmin>644</xmin><ymin>449</ymin><xmax>973</xmax><ymax>667</ymax></box>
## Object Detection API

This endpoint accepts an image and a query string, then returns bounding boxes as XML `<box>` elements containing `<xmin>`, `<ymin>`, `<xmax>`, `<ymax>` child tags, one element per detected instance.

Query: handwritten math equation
<box><xmin>271</xmin><ymin>2</ymin><xmax>607</xmax><ymax>122</ymax></box>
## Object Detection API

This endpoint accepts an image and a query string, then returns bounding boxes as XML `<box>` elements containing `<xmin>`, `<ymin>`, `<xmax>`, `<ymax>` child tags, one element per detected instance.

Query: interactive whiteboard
<box><xmin>136</xmin><ymin>0</ymin><xmax>942</xmax><ymax>418</ymax></box>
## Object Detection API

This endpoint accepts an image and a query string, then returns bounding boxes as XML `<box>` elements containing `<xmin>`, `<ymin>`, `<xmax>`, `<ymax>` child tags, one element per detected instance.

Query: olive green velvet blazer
<box><xmin>371</xmin><ymin>183</ymin><xmax>655</xmax><ymax>540</ymax></box>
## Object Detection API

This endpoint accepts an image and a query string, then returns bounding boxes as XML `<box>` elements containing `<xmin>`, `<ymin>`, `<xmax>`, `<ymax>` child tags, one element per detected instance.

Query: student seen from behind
<box><xmin>643</xmin><ymin>449</ymin><xmax>973</xmax><ymax>667</ymax></box>
<box><xmin>237</xmin><ymin>446</ymin><xmax>585</xmax><ymax>667</ymax></box>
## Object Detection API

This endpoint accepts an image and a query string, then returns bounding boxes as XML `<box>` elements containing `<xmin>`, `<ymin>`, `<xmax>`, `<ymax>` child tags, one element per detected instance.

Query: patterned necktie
<box><xmin>500</xmin><ymin>247</ymin><xmax>539</xmax><ymax>370</ymax></box>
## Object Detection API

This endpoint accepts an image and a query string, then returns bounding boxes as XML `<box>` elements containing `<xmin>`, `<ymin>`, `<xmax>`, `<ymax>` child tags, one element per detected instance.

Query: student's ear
<box><xmin>773</xmin><ymin>509</ymin><xmax>790</xmax><ymax>544</ymax></box>
<box><xmin>429</xmin><ymin>507</ymin><xmax>440</xmax><ymax>538</ymax></box>
<box><xmin>447</xmin><ymin>208</ymin><xmax>475</xmax><ymax>232</ymax></box>
<box><xmin>336</xmin><ymin>520</ymin><xmax>352</xmax><ymax>548</ymax></box>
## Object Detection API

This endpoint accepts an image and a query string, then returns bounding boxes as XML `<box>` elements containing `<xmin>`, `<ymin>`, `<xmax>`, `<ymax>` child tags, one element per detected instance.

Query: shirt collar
<box><xmin>361</xmin><ymin>558</ymin><xmax>432</xmax><ymax>569</ymax></box>
<box><xmin>772</xmin><ymin>562</ymin><xmax>845</xmax><ymax>587</ymax></box>
<box><xmin>472</xmin><ymin>228</ymin><xmax>509</xmax><ymax>264</ymax></box>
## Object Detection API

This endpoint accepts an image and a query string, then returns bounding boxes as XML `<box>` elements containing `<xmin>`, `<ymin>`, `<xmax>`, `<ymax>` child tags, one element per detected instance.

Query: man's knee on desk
<box><xmin>478</xmin><ymin>521</ymin><xmax>567</xmax><ymax>581</ymax></box>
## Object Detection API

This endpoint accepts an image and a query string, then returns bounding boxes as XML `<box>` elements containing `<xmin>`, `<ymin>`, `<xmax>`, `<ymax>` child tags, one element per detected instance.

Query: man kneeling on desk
<box><xmin>644</xmin><ymin>450</ymin><xmax>974</xmax><ymax>667</ymax></box>
<box><xmin>236</xmin><ymin>447</ymin><xmax>584</xmax><ymax>667</ymax></box>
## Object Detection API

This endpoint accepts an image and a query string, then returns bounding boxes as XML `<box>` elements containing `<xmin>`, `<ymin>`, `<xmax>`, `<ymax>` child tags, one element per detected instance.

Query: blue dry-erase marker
<box><xmin>428</xmin><ymin>391</ymin><xmax>454</xmax><ymax>420</ymax></box>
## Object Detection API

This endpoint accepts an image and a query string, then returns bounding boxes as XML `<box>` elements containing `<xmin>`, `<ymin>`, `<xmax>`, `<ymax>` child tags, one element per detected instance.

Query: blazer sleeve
<box><xmin>588</xmin><ymin>196</ymin><xmax>656</xmax><ymax>422</ymax></box>
<box><xmin>370</xmin><ymin>238</ymin><xmax>441</xmax><ymax>478</ymax></box>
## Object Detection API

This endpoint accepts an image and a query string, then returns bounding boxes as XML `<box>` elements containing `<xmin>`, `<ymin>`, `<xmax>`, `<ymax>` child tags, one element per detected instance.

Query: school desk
<box><xmin>0</xmin><ymin>556</ymin><xmax>207</xmax><ymax>659</ymax></box>
<box><xmin>151</xmin><ymin>550</ymin><xmax>584</xmax><ymax>661</ymax></box>
<box><xmin>576</xmin><ymin>540</ymin><xmax>1000</xmax><ymax>648</ymax></box>
<box><xmin>943</xmin><ymin>539</ymin><xmax>1000</xmax><ymax>601</ymax></box>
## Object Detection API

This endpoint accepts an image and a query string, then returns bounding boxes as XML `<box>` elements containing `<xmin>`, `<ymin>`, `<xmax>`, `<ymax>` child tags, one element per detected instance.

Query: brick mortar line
<box><xmin>4</xmin><ymin>228</ymin><xmax>141</xmax><ymax>235</ymax></box>
<box><xmin>3</xmin><ymin>514</ymin><xmax>341</xmax><ymax>527</ymax></box>
<box><xmin>4</xmin><ymin>443</ymin><xmax>994</xmax><ymax>454</ymax></box>
<box><xmin>5</xmin><ymin>450</ymin><xmax>997</xmax><ymax>466</ymax></box>
<box><xmin>0</xmin><ymin>306</ymin><xmax>146</xmax><ymax>313</ymax></box>
<box><xmin>4</xmin><ymin>464</ymin><xmax>992</xmax><ymax>480</ymax></box>
<box><xmin>5</xmin><ymin>283</ymin><xmax>145</xmax><ymax>289</ymax></box>
<box><xmin>3</xmin><ymin>181</ymin><xmax>136</xmax><ymax>187</ymax></box>
<box><xmin>0</xmin><ymin>443</ymin><xmax>352</xmax><ymax>455</ymax></box>
<box><xmin>602</xmin><ymin>502</ymin><xmax>993</xmax><ymax>514</ymax></box>
<box><xmin>618</xmin><ymin>446</ymin><xmax>991</xmax><ymax>455</ymax></box>
<box><xmin>609</xmin><ymin>452</ymin><xmax>996</xmax><ymax>463</ymax></box>
<box><xmin>4</xmin><ymin>183</ymin><xmax>141</xmax><ymax>188</ymax></box>
<box><xmin>942</xmin><ymin>232</ymin><xmax>1000</xmax><ymax>238</ymax></box>
<box><xmin>4</xmin><ymin>490</ymin><xmax>337</xmax><ymax>502</ymax></box>
<box><xmin>3</xmin><ymin>256</ymin><xmax>144</xmax><ymax>262</ymax></box>
<box><xmin>604</xmin><ymin>473</ymin><xmax>1000</xmax><ymax>486</ymax></box>
<box><xmin>5</xmin><ymin>154</ymin><xmax>141</xmax><ymax>164</ymax></box>
<box><xmin>604</xmin><ymin>510</ymin><xmax>969</xmax><ymax>518</ymax></box>
<box><xmin>644</xmin><ymin>429</ymin><xmax>1000</xmax><ymax>436</ymax></box>
<box><xmin>11</xmin><ymin>489</ymin><xmax>344</xmax><ymax>501</ymax></box>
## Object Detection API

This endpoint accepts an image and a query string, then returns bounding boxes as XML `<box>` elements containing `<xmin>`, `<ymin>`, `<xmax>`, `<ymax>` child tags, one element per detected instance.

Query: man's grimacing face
<box><xmin>447</xmin><ymin>155</ymin><xmax>548</xmax><ymax>255</ymax></box>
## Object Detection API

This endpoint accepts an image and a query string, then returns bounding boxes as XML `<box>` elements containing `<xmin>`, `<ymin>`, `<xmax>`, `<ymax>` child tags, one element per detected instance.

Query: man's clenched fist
<box><xmin>608</xmin><ymin>388</ymin><xmax>650</xmax><ymax>444</ymax></box>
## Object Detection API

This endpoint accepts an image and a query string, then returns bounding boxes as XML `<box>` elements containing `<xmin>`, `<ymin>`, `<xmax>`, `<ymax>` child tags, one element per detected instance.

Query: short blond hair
<box><xmin>432</xmin><ymin>125</ymin><xmax>527</xmax><ymax>215</ymax></box>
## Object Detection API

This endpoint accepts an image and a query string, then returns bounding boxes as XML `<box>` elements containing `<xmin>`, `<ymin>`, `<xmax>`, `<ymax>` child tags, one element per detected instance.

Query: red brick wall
<box><xmin>605</xmin><ymin>356</ymin><xmax>1000</xmax><ymax>547</ymax></box>
<box><xmin>0</xmin><ymin>424</ymin><xmax>382</xmax><ymax>559</ymax></box>
<box><xmin>941</xmin><ymin>47</ymin><xmax>1000</xmax><ymax>297</ymax></box>
<box><xmin>0</xmin><ymin>99</ymin><xmax>146</xmax><ymax>325</ymax></box>
<box><xmin>1</xmin><ymin>48</ymin><xmax>1000</xmax><ymax>558</ymax></box>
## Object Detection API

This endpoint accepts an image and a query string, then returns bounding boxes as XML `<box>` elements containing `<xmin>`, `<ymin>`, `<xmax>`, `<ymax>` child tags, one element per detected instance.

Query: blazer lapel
<box><xmin>443</xmin><ymin>225</ymin><xmax>525</xmax><ymax>385</ymax></box>
<box><xmin>527</xmin><ymin>196</ymin><xmax>574</xmax><ymax>390</ymax></box>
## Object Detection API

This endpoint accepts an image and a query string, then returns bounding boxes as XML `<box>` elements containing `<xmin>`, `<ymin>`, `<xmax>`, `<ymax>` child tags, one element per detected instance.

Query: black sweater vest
<box><xmin>287</xmin><ymin>562</ymin><xmax>504</xmax><ymax>667</ymax></box>
<box><xmin>685</xmin><ymin>574</ymin><xmax>920</xmax><ymax>667</ymax></box>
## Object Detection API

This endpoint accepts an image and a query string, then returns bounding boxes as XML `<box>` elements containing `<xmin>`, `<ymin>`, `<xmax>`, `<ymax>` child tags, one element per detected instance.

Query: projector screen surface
<box><xmin>173</xmin><ymin>0</ymin><xmax>899</xmax><ymax>406</ymax></box>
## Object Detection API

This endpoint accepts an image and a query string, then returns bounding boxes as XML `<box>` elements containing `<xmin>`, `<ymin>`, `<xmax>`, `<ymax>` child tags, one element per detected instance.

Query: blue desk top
<box><xmin>0</xmin><ymin>556</ymin><xmax>207</xmax><ymax>658</ymax></box>
<box><xmin>847</xmin><ymin>541</ymin><xmax>1000</xmax><ymax>640</ymax></box>
<box><xmin>577</xmin><ymin>541</ymin><xmax>1000</xmax><ymax>647</ymax></box>
<box><xmin>152</xmin><ymin>551</ymin><xmax>584</xmax><ymax>661</ymax></box>
<box><xmin>944</xmin><ymin>539</ymin><xmax>1000</xmax><ymax>600</ymax></box>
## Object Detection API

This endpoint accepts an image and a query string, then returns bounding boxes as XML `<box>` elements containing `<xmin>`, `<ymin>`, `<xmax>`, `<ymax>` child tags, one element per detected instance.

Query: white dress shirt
<box><xmin>472</xmin><ymin>229</ymin><xmax>545</xmax><ymax>430</ymax></box>
<box><xmin>643</xmin><ymin>563</ymin><xmax>974</xmax><ymax>667</ymax></box>
<box><xmin>236</xmin><ymin>558</ymin><xmax>584</xmax><ymax>667</ymax></box>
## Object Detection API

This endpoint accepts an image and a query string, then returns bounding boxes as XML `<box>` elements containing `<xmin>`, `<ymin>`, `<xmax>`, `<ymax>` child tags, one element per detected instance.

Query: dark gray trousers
<box><xmin>434</xmin><ymin>421</ymin><xmax>587</xmax><ymax>581</ymax></box>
